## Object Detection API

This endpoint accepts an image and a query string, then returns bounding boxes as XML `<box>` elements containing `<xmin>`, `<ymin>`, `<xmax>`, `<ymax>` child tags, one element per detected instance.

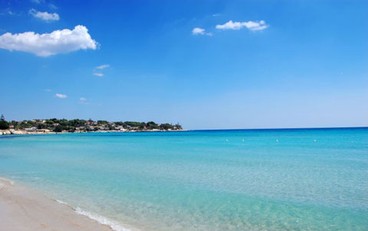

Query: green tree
<box><xmin>125</xmin><ymin>121</ymin><xmax>145</xmax><ymax>128</ymax></box>
<box><xmin>0</xmin><ymin>114</ymin><xmax>10</xmax><ymax>130</ymax></box>
<box><xmin>159</xmin><ymin>123</ymin><xmax>173</xmax><ymax>130</ymax></box>
<box><xmin>147</xmin><ymin>121</ymin><xmax>159</xmax><ymax>129</ymax></box>
<box><xmin>174</xmin><ymin>123</ymin><xmax>182</xmax><ymax>130</ymax></box>
<box><xmin>37</xmin><ymin>123</ymin><xmax>47</xmax><ymax>129</ymax></box>
<box><xmin>53</xmin><ymin>125</ymin><xmax>63</xmax><ymax>133</ymax></box>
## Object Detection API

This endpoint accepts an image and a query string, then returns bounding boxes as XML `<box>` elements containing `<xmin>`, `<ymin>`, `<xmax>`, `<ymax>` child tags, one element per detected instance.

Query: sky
<box><xmin>0</xmin><ymin>0</ymin><xmax>367</xmax><ymax>129</ymax></box>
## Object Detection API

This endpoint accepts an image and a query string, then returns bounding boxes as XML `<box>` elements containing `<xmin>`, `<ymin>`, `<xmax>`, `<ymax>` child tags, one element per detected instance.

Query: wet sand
<box><xmin>0</xmin><ymin>177</ymin><xmax>112</xmax><ymax>231</ymax></box>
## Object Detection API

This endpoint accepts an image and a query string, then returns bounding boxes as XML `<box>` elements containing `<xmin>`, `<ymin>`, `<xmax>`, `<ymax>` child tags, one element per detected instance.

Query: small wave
<box><xmin>0</xmin><ymin>177</ymin><xmax>14</xmax><ymax>185</ymax></box>
<box><xmin>75</xmin><ymin>207</ymin><xmax>131</xmax><ymax>231</ymax></box>
<box><xmin>55</xmin><ymin>199</ymin><xmax>132</xmax><ymax>231</ymax></box>
<box><xmin>55</xmin><ymin>199</ymin><xmax>69</xmax><ymax>205</ymax></box>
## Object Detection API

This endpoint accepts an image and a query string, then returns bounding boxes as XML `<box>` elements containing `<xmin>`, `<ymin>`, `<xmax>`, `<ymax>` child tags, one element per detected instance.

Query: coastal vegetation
<box><xmin>0</xmin><ymin>114</ymin><xmax>10</xmax><ymax>130</ymax></box>
<box><xmin>0</xmin><ymin>115</ymin><xmax>182</xmax><ymax>135</ymax></box>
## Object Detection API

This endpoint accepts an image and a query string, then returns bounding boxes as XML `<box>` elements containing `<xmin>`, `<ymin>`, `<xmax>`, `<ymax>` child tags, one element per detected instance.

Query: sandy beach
<box><xmin>0</xmin><ymin>177</ymin><xmax>112</xmax><ymax>231</ymax></box>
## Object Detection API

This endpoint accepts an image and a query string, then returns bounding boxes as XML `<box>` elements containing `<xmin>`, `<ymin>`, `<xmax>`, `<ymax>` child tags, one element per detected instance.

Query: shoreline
<box><xmin>0</xmin><ymin>177</ymin><xmax>128</xmax><ymax>231</ymax></box>
<box><xmin>0</xmin><ymin>129</ymin><xmax>186</xmax><ymax>136</ymax></box>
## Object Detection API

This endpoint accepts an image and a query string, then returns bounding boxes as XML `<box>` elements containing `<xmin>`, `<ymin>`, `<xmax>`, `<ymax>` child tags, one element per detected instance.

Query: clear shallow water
<box><xmin>0</xmin><ymin>128</ymin><xmax>367</xmax><ymax>230</ymax></box>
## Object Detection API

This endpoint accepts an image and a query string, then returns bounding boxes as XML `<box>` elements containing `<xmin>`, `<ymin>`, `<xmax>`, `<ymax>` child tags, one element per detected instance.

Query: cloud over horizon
<box><xmin>55</xmin><ymin>93</ymin><xmax>67</xmax><ymax>99</ymax></box>
<box><xmin>216</xmin><ymin>20</ymin><xmax>268</xmax><ymax>31</ymax></box>
<box><xmin>79</xmin><ymin>97</ymin><xmax>88</xmax><ymax>104</ymax></box>
<box><xmin>192</xmin><ymin>27</ymin><xmax>212</xmax><ymax>36</ymax></box>
<box><xmin>93</xmin><ymin>72</ymin><xmax>104</xmax><ymax>77</ymax></box>
<box><xmin>29</xmin><ymin>9</ymin><xmax>59</xmax><ymax>21</ymax></box>
<box><xmin>0</xmin><ymin>25</ymin><xmax>97</xmax><ymax>57</ymax></box>
<box><xmin>95</xmin><ymin>64</ymin><xmax>110</xmax><ymax>70</ymax></box>
<box><xmin>93</xmin><ymin>64</ymin><xmax>110</xmax><ymax>77</ymax></box>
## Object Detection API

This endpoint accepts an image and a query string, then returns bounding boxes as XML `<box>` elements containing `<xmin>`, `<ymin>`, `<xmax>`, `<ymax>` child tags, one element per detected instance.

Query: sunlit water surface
<box><xmin>0</xmin><ymin>128</ymin><xmax>367</xmax><ymax>230</ymax></box>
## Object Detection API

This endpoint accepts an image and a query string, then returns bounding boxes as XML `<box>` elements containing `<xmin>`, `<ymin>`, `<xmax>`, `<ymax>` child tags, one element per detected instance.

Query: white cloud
<box><xmin>0</xmin><ymin>25</ymin><xmax>97</xmax><ymax>57</ymax></box>
<box><xmin>79</xmin><ymin>97</ymin><xmax>88</xmax><ymax>104</ymax></box>
<box><xmin>216</xmin><ymin>20</ymin><xmax>268</xmax><ymax>31</ymax></box>
<box><xmin>93</xmin><ymin>64</ymin><xmax>110</xmax><ymax>77</ymax></box>
<box><xmin>192</xmin><ymin>27</ymin><xmax>205</xmax><ymax>35</ymax></box>
<box><xmin>95</xmin><ymin>64</ymin><xmax>110</xmax><ymax>70</ymax></box>
<box><xmin>192</xmin><ymin>27</ymin><xmax>212</xmax><ymax>36</ymax></box>
<box><xmin>29</xmin><ymin>9</ymin><xmax>59</xmax><ymax>21</ymax></box>
<box><xmin>55</xmin><ymin>93</ymin><xmax>67</xmax><ymax>99</ymax></box>
<box><xmin>93</xmin><ymin>72</ymin><xmax>104</xmax><ymax>77</ymax></box>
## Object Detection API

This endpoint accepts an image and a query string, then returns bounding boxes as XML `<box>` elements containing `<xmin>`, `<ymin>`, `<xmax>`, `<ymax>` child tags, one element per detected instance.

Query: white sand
<box><xmin>0</xmin><ymin>177</ymin><xmax>112</xmax><ymax>231</ymax></box>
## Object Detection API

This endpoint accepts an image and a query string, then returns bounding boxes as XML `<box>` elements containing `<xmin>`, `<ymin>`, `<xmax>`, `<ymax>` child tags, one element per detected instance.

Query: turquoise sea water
<box><xmin>0</xmin><ymin>128</ymin><xmax>367</xmax><ymax>230</ymax></box>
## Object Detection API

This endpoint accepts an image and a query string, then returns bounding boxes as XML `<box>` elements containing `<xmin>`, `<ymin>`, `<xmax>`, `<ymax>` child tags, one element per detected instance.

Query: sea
<box><xmin>0</xmin><ymin>128</ymin><xmax>367</xmax><ymax>231</ymax></box>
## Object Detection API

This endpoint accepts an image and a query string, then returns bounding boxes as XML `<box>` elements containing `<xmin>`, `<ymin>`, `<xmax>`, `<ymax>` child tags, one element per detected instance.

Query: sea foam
<box><xmin>55</xmin><ymin>199</ymin><xmax>69</xmax><ymax>205</ymax></box>
<box><xmin>55</xmin><ymin>199</ymin><xmax>131</xmax><ymax>231</ymax></box>
<box><xmin>75</xmin><ymin>207</ymin><xmax>131</xmax><ymax>231</ymax></box>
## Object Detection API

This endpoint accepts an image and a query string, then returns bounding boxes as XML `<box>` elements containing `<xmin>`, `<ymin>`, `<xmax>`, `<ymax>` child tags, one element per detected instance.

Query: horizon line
<box><xmin>189</xmin><ymin>126</ymin><xmax>368</xmax><ymax>132</ymax></box>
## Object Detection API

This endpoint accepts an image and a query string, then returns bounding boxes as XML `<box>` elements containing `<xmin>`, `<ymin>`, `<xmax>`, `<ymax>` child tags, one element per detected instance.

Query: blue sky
<box><xmin>0</xmin><ymin>0</ymin><xmax>367</xmax><ymax>129</ymax></box>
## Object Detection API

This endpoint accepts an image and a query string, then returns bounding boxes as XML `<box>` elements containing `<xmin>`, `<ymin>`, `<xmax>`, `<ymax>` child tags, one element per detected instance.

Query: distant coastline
<box><xmin>0</xmin><ymin>118</ymin><xmax>182</xmax><ymax>135</ymax></box>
